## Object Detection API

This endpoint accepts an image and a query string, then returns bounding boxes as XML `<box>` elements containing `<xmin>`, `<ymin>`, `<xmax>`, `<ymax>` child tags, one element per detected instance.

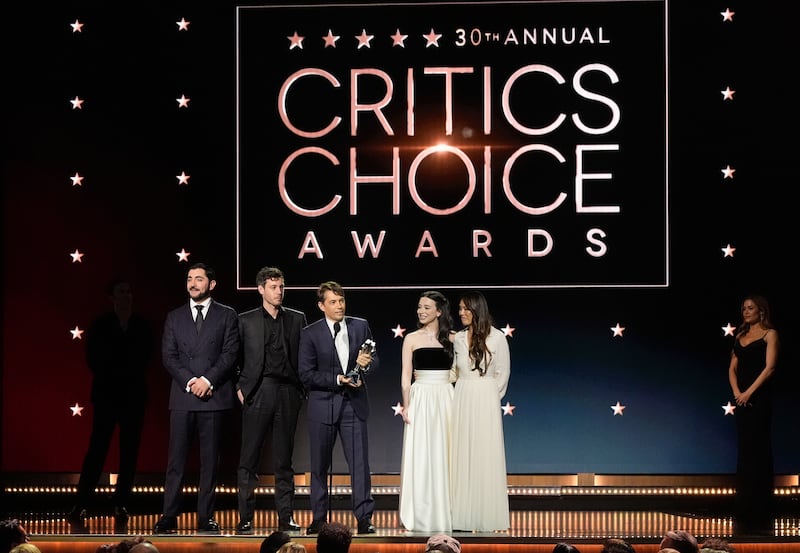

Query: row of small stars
<box><xmin>70</xmin><ymin>17</ymin><xmax>191</xmax><ymax>34</ymax></box>
<box><xmin>288</xmin><ymin>28</ymin><xmax>442</xmax><ymax>51</ymax></box>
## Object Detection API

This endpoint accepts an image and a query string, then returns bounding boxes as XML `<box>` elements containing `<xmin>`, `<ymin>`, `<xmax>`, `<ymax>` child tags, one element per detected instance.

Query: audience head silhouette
<box><xmin>261</xmin><ymin>531</ymin><xmax>292</xmax><ymax>553</ymax></box>
<box><xmin>316</xmin><ymin>522</ymin><xmax>352</xmax><ymax>553</ymax></box>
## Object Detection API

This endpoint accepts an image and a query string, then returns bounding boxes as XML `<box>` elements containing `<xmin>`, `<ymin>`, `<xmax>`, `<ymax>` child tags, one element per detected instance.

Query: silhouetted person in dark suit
<box><xmin>68</xmin><ymin>279</ymin><xmax>154</xmax><ymax>527</ymax></box>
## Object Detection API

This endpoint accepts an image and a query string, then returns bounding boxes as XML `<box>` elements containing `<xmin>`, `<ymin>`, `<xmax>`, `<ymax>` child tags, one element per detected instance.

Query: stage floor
<box><xmin>14</xmin><ymin>508</ymin><xmax>800</xmax><ymax>543</ymax></box>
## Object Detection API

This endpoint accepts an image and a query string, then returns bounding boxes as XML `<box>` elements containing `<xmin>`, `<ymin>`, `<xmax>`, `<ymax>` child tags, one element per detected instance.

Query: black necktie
<box><xmin>195</xmin><ymin>305</ymin><xmax>204</xmax><ymax>333</ymax></box>
<box><xmin>333</xmin><ymin>321</ymin><xmax>341</xmax><ymax>338</ymax></box>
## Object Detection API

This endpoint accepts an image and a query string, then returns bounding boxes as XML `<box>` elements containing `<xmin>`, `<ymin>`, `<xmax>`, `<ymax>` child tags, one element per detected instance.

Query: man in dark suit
<box><xmin>68</xmin><ymin>279</ymin><xmax>154</xmax><ymax>529</ymax></box>
<box><xmin>298</xmin><ymin>281</ymin><xmax>378</xmax><ymax>535</ymax></box>
<box><xmin>235</xmin><ymin>267</ymin><xmax>307</xmax><ymax>534</ymax></box>
<box><xmin>153</xmin><ymin>263</ymin><xmax>240</xmax><ymax>534</ymax></box>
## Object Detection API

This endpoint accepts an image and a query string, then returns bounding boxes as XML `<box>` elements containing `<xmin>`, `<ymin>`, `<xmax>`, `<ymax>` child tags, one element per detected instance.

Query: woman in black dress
<box><xmin>728</xmin><ymin>294</ymin><xmax>779</xmax><ymax>534</ymax></box>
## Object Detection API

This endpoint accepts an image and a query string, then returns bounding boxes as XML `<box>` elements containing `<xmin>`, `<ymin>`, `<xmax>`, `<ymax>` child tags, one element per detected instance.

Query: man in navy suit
<box><xmin>235</xmin><ymin>267</ymin><xmax>307</xmax><ymax>534</ymax></box>
<box><xmin>153</xmin><ymin>263</ymin><xmax>240</xmax><ymax>534</ymax></box>
<box><xmin>298</xmin><ymin>281</ymin><xmax>378</xmax><ymax>535</ymax></box>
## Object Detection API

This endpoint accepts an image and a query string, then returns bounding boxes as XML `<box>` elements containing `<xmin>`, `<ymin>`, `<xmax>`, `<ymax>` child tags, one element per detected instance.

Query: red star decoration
<box><xmin>70</xmin><ymin>96</ymin><xmax>84</xmax><ymax>110</ymax></box>
<box><xmin>176</xmin><ymin>248</ymin><xmax>191</xmax><ymax>262</ymax></box>
<box><xmin>176</xmin><ymin>94</ymin><xmax>190</xmax><ymax>108</ymax></box>
<box><xmin>355</xmin><ymin>29</ymin><xmax>374</xmax><ymax>49</ymax></box>
<box><xmin>721</xmin><ymin>86</ymin><xmax>735</xmax><ymax>100</ymax></box>
<box><xmin>391</xmin><ymin>402</ymin><xmax>403</xmax><ymax>416</ymax></box>
<box><xmin>501</xmin><ymin>402</ymin><xmax>516</xmax><ymax>416</ymax></box>
<box><xmin>322</xmin><ymin>29</ymin><xmax>340</xmax><ymax>48</ymax></box>
<box><xmin>610</xmin><ymin>323</ymin><xmax>625</xmax><ymax>337</ymax></box>
<box><xmin>722</xmin><ymin>401</ymin><xmax>736</xmax><ymax>415</ymax></box>
<box><xmin>70</xmin><ymin>19</ymin><xmax>84</xmax><ymax>33</ymax></box>
<box><xmin>722</xmin><ymin>323</ymin><xmax>736</xmax><ymax>336</ymax></box>
<box><xmin>70</xmin><ymin>403</ymin><xmax>84</xmax><ymax>416</ymax></box>
<box><xmin>287</xmin><ymin>31</ymin><xmax>304</xmax><ymax>50</ymax></box>
<box><xmin>721</xmin><ymin>165</ymin><xmax>736</xmax><ymax>179</ymax></box>
<box><xmin>501</xmin><ymin>324</ymin><xmax>515</xmax><ymax>337</ymax></box>
<box><xmin>611</xmin><ymin>401</ymin><xmax>626</xmax><ymax>416</ymax></box>
<box><xmin>176</xmin><ymin>17</ymin><xmax>190</xmax><ymax>31</ymax></box>
<box><xmin>70</xmin><ymin>249</ymin><xmax>84</xmax><ymax>263</ymax></box>
<box><xmin>70</xmin><ymin>172</ymin><xmax>84</xmax><ymax>186</ymax></box>
<box><xmin>391</xmin><ymin>29</ymin><xmax>408</xmax><ymax>47</ymax></box>
<box><xmin>423</xmin><ymin>28</ymin><xmax>442</xmax><ymax>48</ymax></box>
<box><xmin>721</xmin><ymin>244</ymin><xmax>736</xmax><ymax>257</ymax></box>
<box><xmin>70</xmin><ymin>326</ymin><xmax>84</xmax><ymax>340</ymax></box>
<box><xmin>176</xmin><ymin>171</ymin><xmax>191</xmax><ymax>185</ymax></box>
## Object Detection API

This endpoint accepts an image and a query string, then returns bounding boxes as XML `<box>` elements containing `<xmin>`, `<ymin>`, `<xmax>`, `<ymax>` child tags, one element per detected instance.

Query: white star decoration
<box><xmin>322</xmin><ymin>29</ymin><xmax>340</xmax><ymax>48</ymax></box>
<box><xmin>176</xmin><ymin>94</ymin><xmax>190</xmax><ymax>108</ymax></box>
<box><xmin>70</xmin><ymin>96</ymin><xmax>84</xmax><ymax>110</ymax></box>
<box><xmin>70</xmin><ymin>403</ymin><xmax>84</xmax><ymax>416</ymax></box>
<box><xmin>722</xmin><ymin>401</ymin><xmax>736</xmax><ymax>415</ymax></box>
<box><xmin>501</xmin><ymin>324</ymin><xmax>515</xmax><ymax>337</ymax></box>
<box><xmin>501</xmin><ymin>402</ymin><xmax>516</xmax><ymax>416</ymax></box>
<box><xmin>176</xmin><ymin>171</ymin><xmax>191</xmax><ymax>185</ymax></box>
<box><xmin>610</xmin><ymin>323</ymin><xmax>625</xmax><ymax>337</ymax></box>
<box><xmin>70</xmin><ymin>19</ymin><xmax>84</xmax><ymax>33</ymax></box>
<box><xmin>391</xmin><ymin>324</ymin><xmax>406</xmax><ymax>338</ymax></box>
<box><xmin>288</xmin><ymin>31</ymin><xmax>304</xmax><ymax>50</ymax></box>
<box><xmin>176</xmin><ymin>248</ymin><xmax>191</xmax><ymax>262</ymax></box>
<box><xmin>70</xmin><ymin>172</ymin><xmax>84</xmax><ymax>187</ymax></box>
<box><xmin>721</xmin><ymin>244</ymin><xmax>736</xmax><ymax>257</ymax></box>
<box><xmin>70</xmin><ymin>249</ymin><xmax>84</xmax><ymax>263</ymax></box>
<box><xmin>176</xmin><ymin>17</ymin><xmax>190</xmax><ymax>31</ymax></box>
<box><xmin>721</xmin><ymin>86</ymin><xmax>735</xmax><ymax>100</ymax></box>
<box><xmin>355</xmin><ymin>29</ymin><xmax>374</xmax><ymax>49</ymax></box>
<box><xmin>721</xmin><ymin>8</ymin><xmax>735</xmax><ymax>22</ymax></box>
<box><xmin>391</xmin><ymin>29</ymin><xmax>408</xmax><ymax>47</ymax></box>
<box><xmin>70</xmin><ymin>326</ymin><xmax>84</xmax><ymax>340</ymax></box>
<box><xmin>721</xmin><ymin>165</ymin><xmax>736</xmax><ymax>179</ymax></box>
<box><xmin>423</xmin><ymin>28</ymin><xmax>442</xmax><ymax>48</ymax></box>
<box><xmin>611</xmin><ymin>401</ymin><xmax>626</xmax><ymax>416</ymax></box>
<box><xmin>391</xmin><ymin>402</ymin><xmax>403</xmax><ymax>416</ymax></box>
<box><xmin>722</xmin><ymin>322</ymin><xmax>736</xmax><ymax>336</ymax></box>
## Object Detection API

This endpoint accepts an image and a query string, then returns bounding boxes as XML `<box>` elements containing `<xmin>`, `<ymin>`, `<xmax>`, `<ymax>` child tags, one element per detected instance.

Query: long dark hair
<box><xmin>419</xmin><ymin>290</ymin><xmax>454</xmax><ymax>361</ymax></box>
<box><xmin>736</xmin><ymin>294</ymin><xmax>774</xmax><ymax>337</ymax></box>
<box><xmin>460</xmin><ymin>291</ymin><xmax>493</xmax><ymax>376</ymax></box>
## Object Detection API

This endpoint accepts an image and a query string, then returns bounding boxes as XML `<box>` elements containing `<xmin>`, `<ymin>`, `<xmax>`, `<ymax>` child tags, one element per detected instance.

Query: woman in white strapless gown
<box><xmin>398</xmin><ymin>291</ymin><xmax>455</xmax><ymax>532</ymax></box>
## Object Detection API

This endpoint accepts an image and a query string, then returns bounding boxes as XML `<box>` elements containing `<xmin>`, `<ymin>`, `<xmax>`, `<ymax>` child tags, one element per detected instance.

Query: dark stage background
<box><xmin>2</xmin><ymin>1</ymin><xmax>797</xmax><ymax>482</ymax></box>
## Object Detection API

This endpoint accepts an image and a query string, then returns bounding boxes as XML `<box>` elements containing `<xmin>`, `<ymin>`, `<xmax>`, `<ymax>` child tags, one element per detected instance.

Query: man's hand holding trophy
<box><xmin>343</xmin><ymin>339</ymin><xmax>376</xmax><ymax>387</ymax></box>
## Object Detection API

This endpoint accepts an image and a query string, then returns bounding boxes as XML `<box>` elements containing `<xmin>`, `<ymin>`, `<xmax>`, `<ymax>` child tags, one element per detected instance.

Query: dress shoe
<box><xmin>153</xmin><ymin>516</ymin><xmax>178</xmax><ymax>534</ymax></box>
<box><xmin>236</xmin><ymin>520</ymin><xmax>253</xmax><ymax>534</ymax></box>
<box><xmin>357</xmin><ymin>519</ymin><xmax>376</xmax><ymax>534</ymax></box>
<box><xmin>197</xmin><ymin>519</ymin><xmax>221</xmax><ymax>533</ymax></box>
<box><xmin>306</xmin><ymin>519</ymin><xmax>325</xmax><ymax>535</ymax></box>
<box><xmin>279</xmin><ymin>518</ymin><xmax>301</xmax><ymax>532</ymax></box>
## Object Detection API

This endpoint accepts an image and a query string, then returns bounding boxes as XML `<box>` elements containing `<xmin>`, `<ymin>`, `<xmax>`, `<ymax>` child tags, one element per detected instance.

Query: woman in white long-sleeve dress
<box><xmin>450</xmin><ymin>291</ymin><xmax>510</xmax><ymax>532</ymax></box>
<box><xmin>398</xmin><ymin>291</ymin><xmax>455</xmax><ymax>532</ymax></box>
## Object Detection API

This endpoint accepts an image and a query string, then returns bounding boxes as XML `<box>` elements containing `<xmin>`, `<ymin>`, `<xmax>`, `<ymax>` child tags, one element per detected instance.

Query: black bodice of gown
<box><xmin>733</xmin><ymin>335</ymin><xmax>772</xmax><ymax>403</ymax></box>
<box><xmin>412</xmin><ymin>347</ymin><xmax>452</xmax><ymax>370</ymax></box>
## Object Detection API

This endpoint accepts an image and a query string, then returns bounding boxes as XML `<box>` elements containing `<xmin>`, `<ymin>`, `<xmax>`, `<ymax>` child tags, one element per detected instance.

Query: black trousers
<box><xmin>237</xmin><ymin>380</ymin><xmax>303</xmax><ymax>523</ymax></box>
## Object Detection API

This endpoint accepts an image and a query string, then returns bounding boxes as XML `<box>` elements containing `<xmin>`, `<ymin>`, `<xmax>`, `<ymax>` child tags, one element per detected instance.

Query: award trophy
<box><xmin>345</xmin><ymin>339</ymin><xmax>376</xmax><ymax>385</ymax></box>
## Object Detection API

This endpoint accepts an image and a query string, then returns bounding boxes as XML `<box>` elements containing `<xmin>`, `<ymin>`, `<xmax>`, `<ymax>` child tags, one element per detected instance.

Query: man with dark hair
<box><xmin>153</xmin><ymin>263</ymin><xmax>240</xmax><ymax>534</ymax></box>
<box><xmin>236</xmin><ymin>267</ymin><xmax>307</xmax><ymax>534</ymax></box>
<box><xmin>316</xmin><ymin>522</ymin><xmax>352</xmax><ymax>553</ymax></box>
<box><xmin>299</xmin><ymin>281</ymin><xmax>379</xmax><ymax>535</ymax></box>
<box><xmin>68</xmin><ymin>279</ymin><xmax>154</xmax><ymax>528</ymax></box>
<box><xmin>260</xmin><ymin>531</ymin><xmax>291</xmax><ymax>553</ymax></box>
